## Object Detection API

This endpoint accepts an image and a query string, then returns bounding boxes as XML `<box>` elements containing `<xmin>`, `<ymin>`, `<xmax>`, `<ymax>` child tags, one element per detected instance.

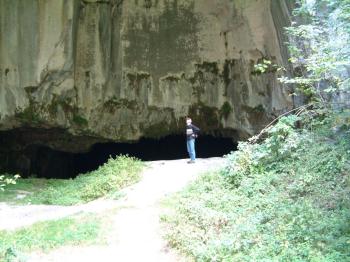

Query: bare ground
<box><xmin>0</xmin><ymin>158</ymin><xmax>225</xmax><ymax>262</ymax></box>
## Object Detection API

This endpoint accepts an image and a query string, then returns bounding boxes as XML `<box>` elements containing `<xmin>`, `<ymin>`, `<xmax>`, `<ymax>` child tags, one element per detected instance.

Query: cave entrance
<box><xmin>3</xmin><ymin>135</ymin><xmax>237</xmax><ymax>179</ymax></box>
<box><xmin>76</xmin><ymin>135</ymin><xmax>237</xmax><ymax>175</ymax></box>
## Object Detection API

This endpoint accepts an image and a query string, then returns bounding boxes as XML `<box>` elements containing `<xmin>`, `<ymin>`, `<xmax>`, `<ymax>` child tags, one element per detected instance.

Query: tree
<box><xmin>280</xmin><ymin>0</ymin><xmax>350</xmax><ymax>111</ymax></box>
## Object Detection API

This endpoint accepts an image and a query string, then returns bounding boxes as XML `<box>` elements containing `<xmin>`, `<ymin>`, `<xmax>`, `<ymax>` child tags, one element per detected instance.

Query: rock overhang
<box><xmin>0</xmin><ymin>0</ymin><xmax>294</xmax><ymax>152</ymax></box>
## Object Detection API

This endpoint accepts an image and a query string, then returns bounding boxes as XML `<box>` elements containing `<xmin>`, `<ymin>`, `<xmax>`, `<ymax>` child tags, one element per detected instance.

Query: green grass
<box><xmin>161</xmin><ymin>117</ymin><xmax>350</xmax><ymax>261</ymax></box>
<box><xmin>0</xmin><ymin>178</ymin><xmax>45</xmax><ymax>203</ymax></box>
<box><xmin>0</xmin><ymin>212</ymin><xmax>108</xmax><ymax>262</ymax></box>
<box><xmin>1</xmin><ymin>155</ymin><xmax>144</xmax><ymax>205</ymax></box>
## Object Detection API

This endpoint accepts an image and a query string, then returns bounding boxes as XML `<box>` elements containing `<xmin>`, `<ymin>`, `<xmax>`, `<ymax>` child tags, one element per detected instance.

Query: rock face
<box><xmin>0</xmin><ymin>0</ymin><xmax>294</xmax><ymax>153</ymax></box>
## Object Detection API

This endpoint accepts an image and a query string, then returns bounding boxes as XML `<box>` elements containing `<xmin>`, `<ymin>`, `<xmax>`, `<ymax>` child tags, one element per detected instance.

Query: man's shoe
<box><xmin>187</xmin><ymin>160</ymin><xmax>195</xmax><ymax>164</ymax></box>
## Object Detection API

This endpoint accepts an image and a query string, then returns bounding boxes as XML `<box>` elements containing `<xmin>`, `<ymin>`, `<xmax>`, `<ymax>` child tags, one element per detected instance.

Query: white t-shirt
<box><xmin>186</xmin><ymin>128</ymin><xmax>193</xmax><ymax>135</ymax></box>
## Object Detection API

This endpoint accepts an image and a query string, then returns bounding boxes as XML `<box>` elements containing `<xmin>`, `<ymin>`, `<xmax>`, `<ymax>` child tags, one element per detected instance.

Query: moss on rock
<box><xmin>15</xmin><ymin>105</ymin><xmax>41</xmax><ymax>124</ymax></box>
<box><xmin>188</xmin><ymin>102</ymin><xmax>221</xmax><ymax>132</ymax></box>
<box><xmin>220</xmin><ymin>102</ymin><xmax>233</xmax><ymax>120</ymax></box>
<box><xmin>15</xmin><ymin>96</ymin><xmax>42</xmax><ymax>125</ymax></box>
<box><xmin>72</xmin><ymin>115</ymin><xmax>88</xmax><ymax>126</ymax></box>
<box><xmin>103</xmin><ymin>98</ymin><xmax>139</xmax><ymax>113</ymax></box>
<box><xmin>195</xmin><ymin>61</ymin><xmax>219</xmax><ymax>75</ymax></box>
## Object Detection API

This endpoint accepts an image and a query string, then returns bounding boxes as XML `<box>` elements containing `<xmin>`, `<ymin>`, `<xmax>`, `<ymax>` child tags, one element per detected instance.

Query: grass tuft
<box><xmin>1</xmin><ymin>155</ymin><xmax>144</xmax><ymax>205</ymax></box>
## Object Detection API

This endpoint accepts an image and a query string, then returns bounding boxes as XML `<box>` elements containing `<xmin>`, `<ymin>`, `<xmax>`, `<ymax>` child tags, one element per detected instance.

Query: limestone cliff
<box><xmin>0</xmin><ymin>0</ymin><xmax>294</xmax><ymax>152</ymax></box>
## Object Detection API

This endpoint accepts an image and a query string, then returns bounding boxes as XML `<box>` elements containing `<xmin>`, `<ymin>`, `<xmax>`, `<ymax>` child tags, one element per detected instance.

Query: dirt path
<box><xmin>1</xmin><ymin>158</ymin><xmax>225</xmax><ymax>262</ymax></box>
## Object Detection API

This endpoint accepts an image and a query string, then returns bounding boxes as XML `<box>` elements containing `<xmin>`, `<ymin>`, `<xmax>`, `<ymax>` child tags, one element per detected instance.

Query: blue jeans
<box><xmin>186</xmin><ymin>138</ymin><xmax>196</xmax><ymax>161</ymax></box>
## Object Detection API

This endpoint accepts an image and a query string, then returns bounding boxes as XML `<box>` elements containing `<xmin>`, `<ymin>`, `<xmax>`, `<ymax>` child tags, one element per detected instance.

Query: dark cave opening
<box><xmin>76</xmin><ymin>135</ymin><xmax>237</xmax><ymax>175</ymax></box>
<box><xmin>2</xmin><ymin>135</ymin><xmax>237</xmax><ymax>179</ymax></box>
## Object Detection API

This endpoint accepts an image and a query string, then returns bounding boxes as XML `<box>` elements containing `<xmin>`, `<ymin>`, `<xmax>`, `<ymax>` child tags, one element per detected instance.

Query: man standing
<box><xmin>186</xmin><ymin>117</ymin><xmax>200</xmax><ymax>164</ymax></box>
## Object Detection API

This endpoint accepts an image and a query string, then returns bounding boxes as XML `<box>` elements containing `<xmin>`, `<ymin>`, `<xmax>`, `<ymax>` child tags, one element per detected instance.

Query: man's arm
<box><xmin>191</xmin><ymin>124</ymin><xmax>200</xmax><ymax>134</ymax></box>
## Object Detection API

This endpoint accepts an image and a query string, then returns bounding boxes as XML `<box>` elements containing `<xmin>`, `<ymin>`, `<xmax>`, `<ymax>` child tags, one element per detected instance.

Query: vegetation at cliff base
<box><xmin>161</xmin><ymin>115</ymin><xmax>350</xmax><ymax>261</ymax></box>
<box><xmin>1</xmin><ymin>155</ymin><xmax>144</xmax><ymax>205</ymax></box>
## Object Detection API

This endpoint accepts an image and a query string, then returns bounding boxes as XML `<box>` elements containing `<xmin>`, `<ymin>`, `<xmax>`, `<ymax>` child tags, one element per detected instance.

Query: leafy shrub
<box><xmin>7</xmin><ymin>155</ymin><xmax>144</xmax><ymax>205</ymax></box>
<box><xmin>221</xmin><ymin>115</ymin><xmax>302</xmax><ymax>187</ymax></box>
<box><xmin>220</xmin><ymin>142</ymin><xmax>256</xmax><ymax>188</ymax></box>
<box><xmin>280</xmin><ymin>0</ymin><xmax>350</xmax><ymax>105</ymax></box>
<box><xmin>161</xmin><ymin>117</ymin><xmax>350</xmax><ymax>261</ymax></box>
<box><xmin>71</xmin><ymin>155</ymin><xmax>142</xmax><ymax>201</ymax></box>
<box><xmin>263</xmin><ymin>115</ymin><xmax>301</xmax><ymax>158</ymax></box>
<box><xmin>0</xmin><ymin>174</ymin><xmax>20</xmax><ymax>192</ymax></box>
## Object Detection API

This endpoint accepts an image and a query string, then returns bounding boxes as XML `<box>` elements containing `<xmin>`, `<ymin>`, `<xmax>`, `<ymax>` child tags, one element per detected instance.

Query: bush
<box><xmin>221</xmin><ymin>115</ymin><xmax>302</xmax><ymax>187</ymax></box>
<box><xmin>220</xmin><ymin>142</ymin><xmax>256</xmax><ymax>188</ymax></box>
<box><xmin>4</xmin><ymin>155</ymin><xmax>144</xmax><ymax>206</ymax></box>
<box><xmin>0</xmin><ymin>174</ymin><xmax>20</xmax><ymax>191</ymax></box>
<box><xmin>161</xmin><ymin>117</ymin><xmax>350</xmax><ymax>261</ymax></box>
<box><xmin>71</xmin><ymin>155</ymin><xmax>143</xmax><ymax>202</ymax></box>
<box><xmin>33</xmin><ymin>155</ymin><xmax>143</xmax><ymax>205</ymax></box>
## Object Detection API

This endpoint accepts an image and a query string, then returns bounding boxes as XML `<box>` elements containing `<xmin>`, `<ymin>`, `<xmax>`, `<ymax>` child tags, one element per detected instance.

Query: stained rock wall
<box><xmin>0</xmin><ymin>0</ymin><xmax>294</xmax><ymax>152</ymax></box>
